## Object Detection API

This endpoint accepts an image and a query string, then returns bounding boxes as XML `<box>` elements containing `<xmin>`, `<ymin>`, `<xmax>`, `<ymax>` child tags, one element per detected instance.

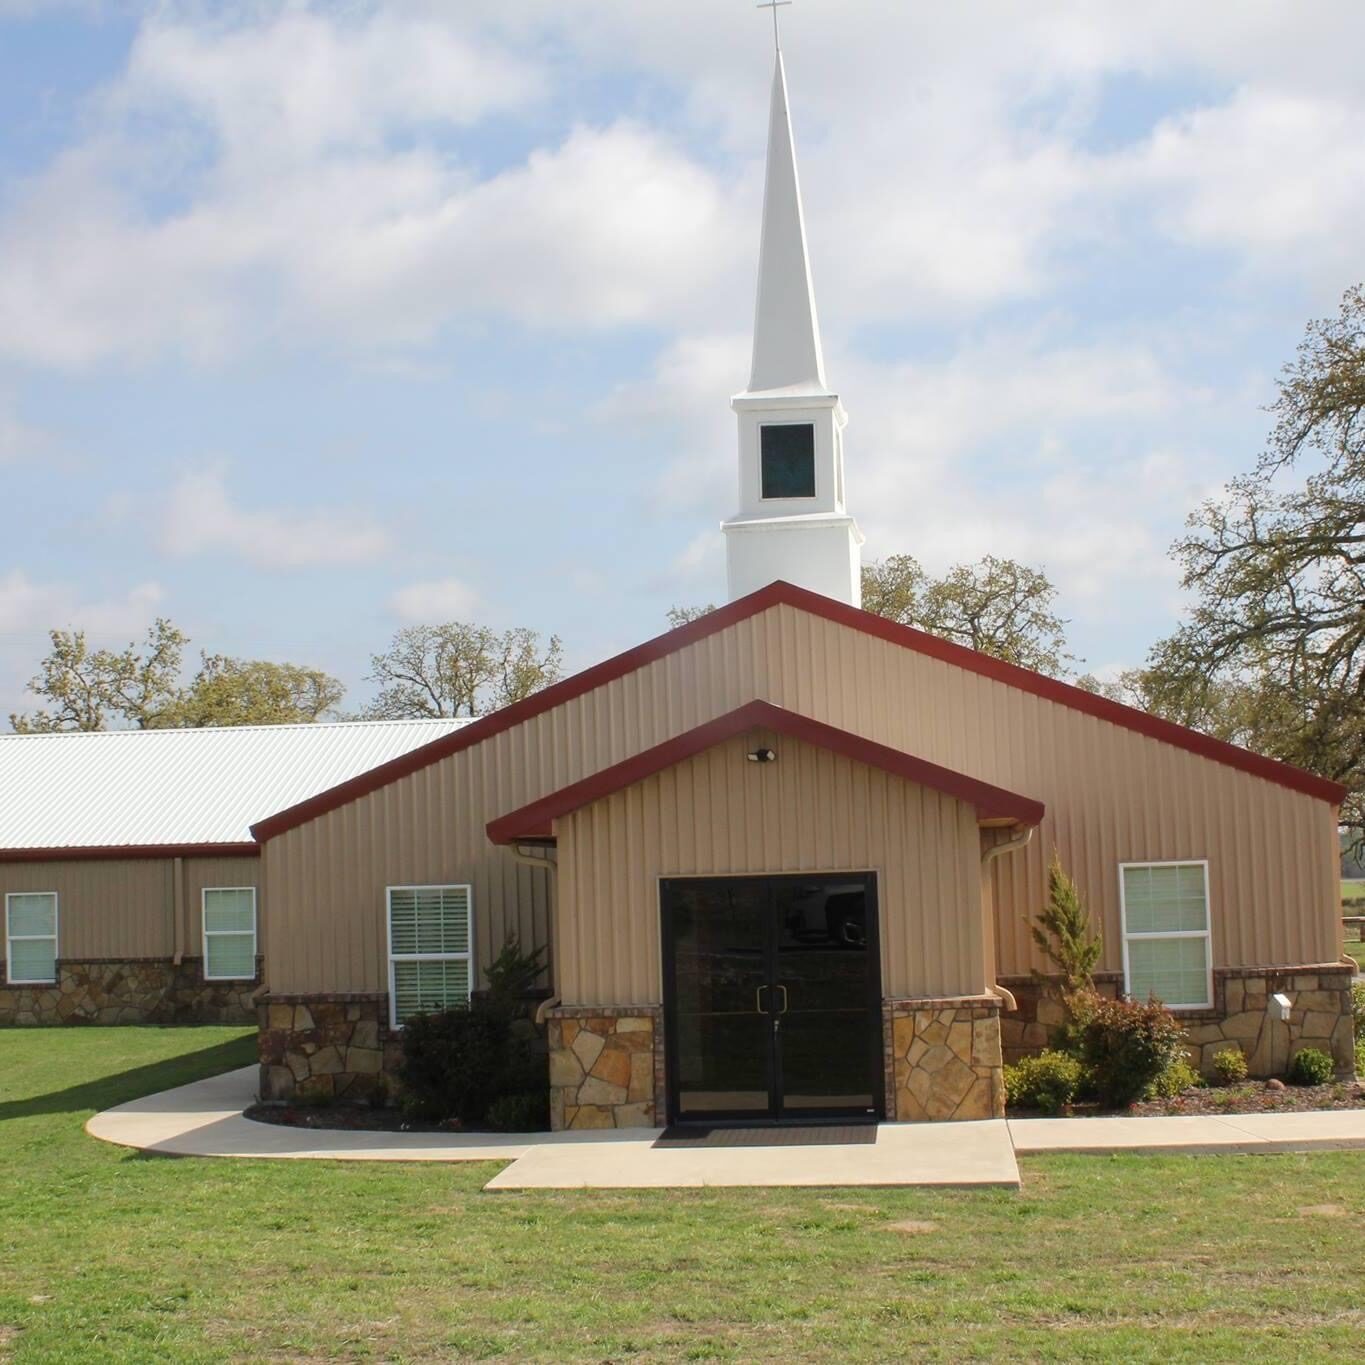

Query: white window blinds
<box><xmin>6</xmin><ymin>892</ymin><xmax>57</xmax><ymax>984</ymax></box>
<box><xmin>387</xmin><ymin>886</ymin><xmax>473</xmax><ymax>1027</ymax></box>
<box><xmin>1120</xmin><ymin>863</ymin><xmax>1212</xmax><ymax>1009</ymax></box>
<box><xmin>203</xmin><ymin>888</ymin><xmax>257</xmax><ymax>980</ymax></box>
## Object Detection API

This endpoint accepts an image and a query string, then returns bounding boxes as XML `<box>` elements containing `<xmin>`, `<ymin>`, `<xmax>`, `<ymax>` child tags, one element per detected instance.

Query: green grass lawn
<box><xmin>2</xmin><ymin>1029</ymin><xmax>1364</xmax><ymax>1363</ymax></box>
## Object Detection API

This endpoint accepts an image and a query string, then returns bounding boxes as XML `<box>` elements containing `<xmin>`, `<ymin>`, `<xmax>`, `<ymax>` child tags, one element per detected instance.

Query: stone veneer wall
<box><xmin>883</xmin><ymin>996</ymin><xmax>1005</xmax><ymax>1121</ymax></box>
<box><xmin>998</xmin><ymin>964</ymin><xmax>1357</xmax><ymax>1078</ymax></box>
<box><xmin>0</xmin><ymin>957</ymin><xmax>264</xmax><ymax>1026</ymax></box>
<box><xmin>997</xmin><ymin>972</ymin><xmax>1123</xmax><ymax>1064</ymax></box>
<box><xmin>258</xmin><ymin>994</ymin><xmax>400</xmax><ymax>1105</ymax></box>
<box><xmin>546</xmin><ymin>1005</ymin><xmax>664</xmax><ymax>1130</ymax></box>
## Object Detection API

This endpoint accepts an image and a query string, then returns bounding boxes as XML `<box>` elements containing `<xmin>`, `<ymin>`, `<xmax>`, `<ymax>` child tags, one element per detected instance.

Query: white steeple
<box><xmin>722</xmin><ymin>44</ymin><xmax>863</xmax><ymax>606</ymax></box>
<box><xmin>748</xmin><ymin>52</ymin><xmax>827</xmax><ymax>396</ymax></box>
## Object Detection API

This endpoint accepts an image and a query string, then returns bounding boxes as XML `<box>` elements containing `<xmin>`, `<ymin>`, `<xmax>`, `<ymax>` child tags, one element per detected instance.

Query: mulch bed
<box><xmin>1129</xmin><ymin>1079</ymin><xmax>1365</xmax><ymax>1117</ymax></box>
<box><xmin>245</xmin><ymin>1103</ymin><xmax>477</xmax><ymax>1134</ymax></box>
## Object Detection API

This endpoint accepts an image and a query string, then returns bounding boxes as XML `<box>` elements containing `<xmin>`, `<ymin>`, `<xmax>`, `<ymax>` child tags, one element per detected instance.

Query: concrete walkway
<box><xmin>1010</xmin><ymin>1109</ymin><xmax>1365</xmax><ymax>1154</ymax></box>
<box><xmin>86</xmin><ymin>1066</ymin><xmax>1020</xmax><ymax>1187</ymax></box>
<box><xmin>86</xmin><ymin>1065</ymin><xmax>1365</xmax><ymax>1188</ymax></box>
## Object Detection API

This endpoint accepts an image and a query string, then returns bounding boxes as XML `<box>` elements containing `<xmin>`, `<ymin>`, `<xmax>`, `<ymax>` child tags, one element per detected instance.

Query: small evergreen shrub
<box><xmin>1030</xmin><ymin>854</ymin><xmax>1103</xmax><ymax>1052</ymax></box>
<box><xmin>485</xmin><ymin>1091</ymin><xmax>552</xmax><ymax>1133</ymax></box>
<box><xmin>1079</xmin><ymin>996</ymin><xmax>1188</xmax><ymax>1108</ymax></box>
<box><xmin>1003</xmin><ymin>1050</ymin><xmax>1083</xmax><ymax>1114</ymax></box>
<box><xmin>1356</xmin><ymin>1040</ymin><xmax>1365</xmax><ymax>1077</ymax></box>
<box><xmin>396</xmin><ymin>938</ymin><xmax>552</xmax><ymax>1127</ymax></box>
<box><xmin>1147</xmin><ymin>1056</ymin><xmax>1201</xmax><ymax>1099</ymax></box>
<box><xmin>1352</xmin><ymin>982</ymin><xmax>1365</xmax><ymax>1043</ymax></box>
<box><xmin>397</xmin><ymin>1003</ymin><xmax>513</xmax><ymax>1123</ymax></box>
<box><xmin>1287</xmin><ymin>1047</ymin><xmax>1334</xmax><ymax>1086</ymax></box>
<box><xmin>484</xmin><ymin>935</ymin><xmax>548</xmax><ymax>1015</ymax></box>
<box><xmin>1211</xmin><ymin>1046</ymin><xmax>1249</xmax><ymax>1085</ymax></box>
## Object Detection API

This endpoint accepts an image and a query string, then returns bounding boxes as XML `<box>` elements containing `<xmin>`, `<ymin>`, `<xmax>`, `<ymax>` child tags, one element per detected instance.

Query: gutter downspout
<box><xmin>512</xmin><ymin>844</ymin><xmax>561</xmax><ymax>1026</ymax></box>
<box><xmin>981</xmin><ymin>826</ymin><xmax>1035</xmax><ymax>1012</ymax></box>
<box><xmin>172</xmin><ymin>856</ymin><xmax>186</xmax><ymax>966</ymax></box>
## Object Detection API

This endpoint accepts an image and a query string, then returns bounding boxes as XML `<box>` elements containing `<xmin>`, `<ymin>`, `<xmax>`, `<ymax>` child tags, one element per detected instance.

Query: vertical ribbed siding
<box><xmin>262</xmin><ymin>602</ymin><xmax>1341</xmax><ymax>997</ymax></box>
<box><xmin>182</xmin><ymin>857</ymin><xmax>262</xmax><ymax>962</ymax></box>
<box><xmin>0</xmin><ymin>859</ymin><xmax>176</xmax><ymax>959</ymax></box>
<box><xmin>553</xmin><ymin>731</ymin><xmax>983</xmax><ymax>1005</ymax></box>
<box><xmin>0</xmin><ymin>855</ymin><xmax>262</xmax><ymax>964</ymax></box>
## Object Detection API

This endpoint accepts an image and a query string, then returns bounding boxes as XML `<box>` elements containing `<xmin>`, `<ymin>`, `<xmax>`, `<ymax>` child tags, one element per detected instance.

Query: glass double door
<box><xmin>662</xmin><ymin>873</ymin><xmax>882</xmax><ymax>1124</ymax></box>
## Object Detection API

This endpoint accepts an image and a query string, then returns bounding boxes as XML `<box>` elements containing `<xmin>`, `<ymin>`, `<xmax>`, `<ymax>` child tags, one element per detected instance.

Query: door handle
<box><xmin>755</xmin><ymin>984</ymin><xmax>770</xmax><ymax>1015</ymax></box>
<box><xmin>775</xmin><ymin>984</ymin><xmax>789</xmax><ymax>1015</ymax></box>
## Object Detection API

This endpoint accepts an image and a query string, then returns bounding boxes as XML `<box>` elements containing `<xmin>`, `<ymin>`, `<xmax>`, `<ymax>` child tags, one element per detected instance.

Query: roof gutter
<box><xmin>0</xmin><ymin>841</ymin><xmax>259</xmax><ymax>864</ymax></box>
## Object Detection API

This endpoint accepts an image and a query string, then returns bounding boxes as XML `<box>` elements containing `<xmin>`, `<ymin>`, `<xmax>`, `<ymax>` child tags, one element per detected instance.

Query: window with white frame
<box><xmin>202</xmin><ymin>888</ymin><xmax>258</xmax><ymax>981</ymax></box>
<box><xmin>6</xmin><ymin>891</ymin><xmax>58</xmax><ymax>985</ymax></box>
<box><xmin>387</xmin><ymin>885</ymin><xmax>473</xmax><ymax>1028</ymax></box>
<box><xmin>1120</xmin><ymin>862</ymin><xmax>1212</xmax><ymax>1009</ymax></box>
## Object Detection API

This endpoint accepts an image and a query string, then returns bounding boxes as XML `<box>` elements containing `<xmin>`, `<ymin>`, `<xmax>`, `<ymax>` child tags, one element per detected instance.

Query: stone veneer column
<box><xmin>546</xmin><ymin>1005</ymin><xmax>664</xmax><ymax>1130</ymax></box>
<box><xmin>883</xmin><ymin>996</ymin><xmax>1005</xmax><ymax>1121</ymax></box>
<box><xmin>257</xmin><ymin>994</ymin><xmax>399</xmax><ymax>1104</ymax></box>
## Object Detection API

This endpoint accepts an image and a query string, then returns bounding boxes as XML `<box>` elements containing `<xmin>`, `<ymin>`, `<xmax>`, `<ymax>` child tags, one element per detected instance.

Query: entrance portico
<box><xmin>487</xmin><ymin>699</ymin><xmax>1043</xmax><ymax>1131</ymax></box>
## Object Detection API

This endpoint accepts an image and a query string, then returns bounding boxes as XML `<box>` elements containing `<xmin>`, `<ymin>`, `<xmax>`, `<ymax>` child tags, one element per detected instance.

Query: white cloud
<box><xmin>0</xmin><ymin>6</ymin><xmax>741</xmax><ymax>367</ymax></box>
<box><xmin>160</xmin><ymin>469</ymin><xmax>389</xmax><ymax>569</ymax></box>
<box><xmin>389</xmin><ymin>577</ymin><xmax>481</xmax><ymax>623</ymax></box>
<box><xmin>3</xmin><ymin>2</ymin><xmax>1363</xmax><ymax>368</ymax></box>
<box><xmin>0</xmin><ymin>570</ymin><xmax>162</xmax><ymax>636</ymax></box>
<box><xmin>1119</xmin><ymin>88</ymin><xmax>1365</xmax><ymax>282</ymax></box>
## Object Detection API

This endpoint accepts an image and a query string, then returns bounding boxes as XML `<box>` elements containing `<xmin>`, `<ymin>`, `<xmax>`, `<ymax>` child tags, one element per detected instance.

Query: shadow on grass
<box><xmin>0</xmin><ymin>1033</ymin><xmax>257</xmax><ymax>1123</ymax></box>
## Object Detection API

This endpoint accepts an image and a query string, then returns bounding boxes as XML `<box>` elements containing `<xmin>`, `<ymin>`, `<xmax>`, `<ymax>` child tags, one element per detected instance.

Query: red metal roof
<box><xmin>252</xmin><ymin>580</ymin><xmax>1348</xmax><ymax>844</ymax></box>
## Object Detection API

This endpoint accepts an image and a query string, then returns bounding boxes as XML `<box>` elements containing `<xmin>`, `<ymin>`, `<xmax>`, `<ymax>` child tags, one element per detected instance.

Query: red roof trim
<box><xmin>0</xmin><ymin>841</ymin><xmax>260</xmax><ymax>864</ymax></box>
<box><xmin>252</xmin><ymin>581</ymin><xmax>1346</xmax><ymax>843</ymax></box>
<box><xmin>487</xmin><ymin>700</ymin><xmax>1045</xmax><ymax>844</ymax></box>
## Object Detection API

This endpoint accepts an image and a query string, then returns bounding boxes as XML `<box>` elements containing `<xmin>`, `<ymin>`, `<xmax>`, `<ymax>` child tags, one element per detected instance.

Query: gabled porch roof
<box><xmin>486</xmin><ymin>699</ymin><xmax>1045</xmax><ymax>845</ymax></box>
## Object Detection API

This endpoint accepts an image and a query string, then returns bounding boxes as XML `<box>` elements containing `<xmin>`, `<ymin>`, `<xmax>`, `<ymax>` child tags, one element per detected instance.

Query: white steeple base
<box><xmin>722</xmin><ymin>511</ymin><xmax>864</xmax><ymax>606</ymax></box>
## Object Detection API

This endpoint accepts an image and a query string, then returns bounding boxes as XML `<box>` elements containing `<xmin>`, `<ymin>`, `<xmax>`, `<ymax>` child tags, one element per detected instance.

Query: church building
<box><xmin>2</xmin><ymin>50</ymin><xmax>1354</xmax><ymax>1127</ymax></box>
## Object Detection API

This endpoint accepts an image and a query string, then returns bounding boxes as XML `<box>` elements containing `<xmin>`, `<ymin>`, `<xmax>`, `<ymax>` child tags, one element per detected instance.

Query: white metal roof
<box><xmin>0</xmin><ymin>718</ymin><xmax>473</xmax><ymax>852</ymax></box>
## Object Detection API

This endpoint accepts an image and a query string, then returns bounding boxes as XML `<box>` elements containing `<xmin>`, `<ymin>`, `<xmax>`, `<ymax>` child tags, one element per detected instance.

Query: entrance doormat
<box><xmin>654</xmin><ymin>1125</ymin><xmax>877</xmax><ymax>1148</ymax></box>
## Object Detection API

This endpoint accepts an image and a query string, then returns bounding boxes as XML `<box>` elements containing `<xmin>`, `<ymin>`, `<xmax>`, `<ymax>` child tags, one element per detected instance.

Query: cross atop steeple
<box><xmin>757</xmin><ymin>0</ymin><xmax>792</xmax><ymax>52</ymax></box>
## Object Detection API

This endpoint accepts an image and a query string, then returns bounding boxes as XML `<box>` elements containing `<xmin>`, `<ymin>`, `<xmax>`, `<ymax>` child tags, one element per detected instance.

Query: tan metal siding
<box><xmin>182</xmin><ymin>858</ymin><xmax>262</xmax><ymax>962</ymax></box>
<box><xmin>0</xmin><ymin>856</ymin><xmax>262</xmax><ymax>964</ymax></box>
<box><xmin>554</xmin><ymin>731</ymin><xmax>983</xmax><ymax>1004</ymax></box>
<box><xmin>1</xmin><ymin>860</ymin><xmax>173</xmax><ymax>960</ymax></box>
<box><xmin>263</xmin><ymin>602</ymin><xmax>1341</xmax><ymax>997</ymax></box>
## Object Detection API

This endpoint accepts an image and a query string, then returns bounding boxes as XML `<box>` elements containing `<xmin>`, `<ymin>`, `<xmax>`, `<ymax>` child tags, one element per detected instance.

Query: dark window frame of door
<box><xmin>659</xmin><ymin>871</ymin><xmax>884</xmax><ymax>1128</ymax></box>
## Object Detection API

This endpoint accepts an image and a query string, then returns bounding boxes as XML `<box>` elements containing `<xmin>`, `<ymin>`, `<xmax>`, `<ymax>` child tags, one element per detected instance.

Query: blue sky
<box><xmin>2</xmin><ymin>1</ymin><xmax>1363</xmax><ymax>723</ymax></box>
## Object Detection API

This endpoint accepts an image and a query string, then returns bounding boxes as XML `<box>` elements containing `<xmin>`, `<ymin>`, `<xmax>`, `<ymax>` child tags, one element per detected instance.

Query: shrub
<box><xmin>1079</xmin><ymin>995</ymin><xmax>1188</xmax><ymax>1108</ymax></box>
<box><xmin>397</xmin><ymin>1003</ymin><xmax>514</xmax><ymax>1123</ymax></box>
<box><xmin>1352</xmin><ymin>982</ymin><xmax>1365</xmax><ymax>1044</ymax></box>
<box><xmin>1003</xmin><ymin>1050</ymin><xmax>1083</xmax><ymax>1114</ymax></box>
<box><xmin>483</xmin><ymin>935</ymin><xmax>548</xmax><ymax>1017</ymax></box>
<box><xmin>1288</xmin><ymin>1047</ymin><xmax>1334</xmax><ymax>1086</ymax></box>
<box><xmin>485</xmin><ymin>1091</ymin><xmax>551</xmax><ymax>1133</ymax></box>
<box><xmin>1148</xmin><ymin>1056</ymin><xmax>1202</xmax><ymax>1098</ymax></box>
<box><xmin>1030</xmin><ymin>855</ymin><xmax>1103</xmax><ymax>1052</ymax></box>
<box><xmin>1211</xmin><ymin>1046</ymin><xmax>1249</xmax><ymax>1085</ymax></box>
<box><xmin>1356</xmin><ymin>1040</ymin><xmax>1365</xmax><ymax>1078</ymax></box>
